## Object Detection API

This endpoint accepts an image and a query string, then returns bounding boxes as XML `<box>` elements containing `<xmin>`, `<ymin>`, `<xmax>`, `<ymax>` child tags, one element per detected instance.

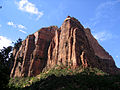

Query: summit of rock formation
<box><xmin>10</xmin><ymin>16</ymin><xmax>120</xmax><ymax>77</ymax></box>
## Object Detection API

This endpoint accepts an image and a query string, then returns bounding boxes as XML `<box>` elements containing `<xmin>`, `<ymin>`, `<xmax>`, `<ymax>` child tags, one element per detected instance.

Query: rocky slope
<box><xmin>10</xmin><ymin>16</ymin><xmax>120</xmax><ymax>77</ymax></box>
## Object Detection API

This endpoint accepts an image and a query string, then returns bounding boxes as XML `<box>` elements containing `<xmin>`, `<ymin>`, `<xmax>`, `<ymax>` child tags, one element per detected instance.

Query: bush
<box><xmin>8</xmin><ymin>66</ymin><xmax>120</xmax><ymax>90</ymax></box>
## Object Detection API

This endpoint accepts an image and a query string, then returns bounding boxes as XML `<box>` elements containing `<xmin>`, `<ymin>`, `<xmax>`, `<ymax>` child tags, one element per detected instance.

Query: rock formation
<box><xmin>10</xmin><ymin>26</ymin><xmax>58</xmax><ymax>77</ymax></box>
<box><xmin>10</xmin><ymin>16</ymin><xmax>120</xmax><ymax>77</ymax></box>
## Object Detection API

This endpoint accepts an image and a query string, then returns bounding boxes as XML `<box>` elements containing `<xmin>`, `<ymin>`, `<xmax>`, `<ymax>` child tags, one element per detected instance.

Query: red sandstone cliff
<box><xmin>10</xmin><ymin>26</ymin><xmax>58</xmax><ymax>77</ymax></box>
<box><xmin>10</xmin><ymin>16</ymin><xmax>120</xmax><ymax>77</ymax></box>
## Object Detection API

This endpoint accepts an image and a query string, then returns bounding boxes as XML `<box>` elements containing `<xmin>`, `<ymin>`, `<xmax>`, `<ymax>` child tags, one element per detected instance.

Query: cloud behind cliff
<box><xmin>93</xmin><ymin>31</ymin><xmax>112</xmax><ymax>41</ymax></box>
<box><xmin>0</xmin><ymin>36</ymin><xmax>12</xmax><ymax>49</ymax></box>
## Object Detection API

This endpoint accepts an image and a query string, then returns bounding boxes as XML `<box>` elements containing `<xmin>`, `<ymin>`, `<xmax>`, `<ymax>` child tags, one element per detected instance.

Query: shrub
<box><xmin>8</xmin><ymin>66</ymin><xmax>120</xmax><ymax>90</ymax></box>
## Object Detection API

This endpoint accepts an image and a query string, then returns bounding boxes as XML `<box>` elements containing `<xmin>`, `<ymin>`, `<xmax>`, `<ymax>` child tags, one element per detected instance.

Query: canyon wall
<box><xmin>10</xmin><ymin>16</ymin><xmax>120</xmax><ymax>77</ymax></box>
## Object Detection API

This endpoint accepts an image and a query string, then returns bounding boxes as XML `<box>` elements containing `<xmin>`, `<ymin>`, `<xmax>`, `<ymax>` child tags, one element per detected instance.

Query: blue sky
<box><xmin>0</xmin><ymin>0</ymin><xmax>120</xmax><ymax>67</ymax></box>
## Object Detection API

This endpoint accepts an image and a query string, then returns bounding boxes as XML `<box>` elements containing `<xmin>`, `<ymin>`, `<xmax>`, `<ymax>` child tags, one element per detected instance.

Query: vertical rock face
<box><xmin>28</xmin><ymin>26</ymin><xmax>57</xmax><ymax>76</ymax></box>
<box><xmin>10</xmin><ymin>16</ymin><xmax>120</xmax><ymax>77</ymax></box>
<box><xmin>84</xmin><ymin>28</ymin><xmax>118</xmax><ymax>74</ymax></box>
<box><xmin>84</xmin><ymin>28</ymin><xmax>113</xmax><ymax>60</ymax></box>
<box><xmin>46</xmin><ymin>17</ymin><xmax>119</xmax><ymax>74</ymax></box>
<box><xmin>10</xmin><ymin>26</ymin><xmax>58</xmax><ymax>77</ymax></box>
<box><xmin>47</xmin><ymin>17</ymin><xmax>94</xmax><ymax>68</ymax></box>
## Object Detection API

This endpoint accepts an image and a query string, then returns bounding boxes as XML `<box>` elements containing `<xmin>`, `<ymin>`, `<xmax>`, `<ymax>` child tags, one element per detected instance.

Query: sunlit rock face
<box><xmin>10</xmin><ymin>26</ymin><xmax>57</xmax><ymax>77</ymax></box>
<box><xmin>10</xmin><ymin>16</ymin><xmax>120</xmax><ymax>77</ymax></box>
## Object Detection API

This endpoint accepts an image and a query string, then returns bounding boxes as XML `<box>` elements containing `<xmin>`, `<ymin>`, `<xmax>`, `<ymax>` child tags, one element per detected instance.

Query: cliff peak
<box><xmin>10</xmin><ymin>16</ymin><xmax>120</xmax><ymax>77</ymax></box>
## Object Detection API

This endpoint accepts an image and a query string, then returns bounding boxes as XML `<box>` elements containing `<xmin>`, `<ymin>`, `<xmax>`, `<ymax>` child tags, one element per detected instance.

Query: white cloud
<box><xmin>18</xmin><ymin>24</ymin><xmax>26</xmax><ymax>29</ymax></box>
<box><xmin>16</xmin><ymin>0</ymin><xmax>43</xmax><ymax>20</ymax></box>
<box><xmin>0</xmin><ymin>36</ymin><xmax>12</xmax><ymax>49</ymax></box>
<box><xmin>93</xmin><ymin>31</ymin><xmax>112</xmax><ymax>41</ymax></box>
<box><xmin>116</xmin><ymin>55</ymin><xmax>119</xmax><ymax>58</ymax></box>
<box><xmin>0</xmin><ymin>24</ymin><xmax>2</xmax><ymax>27</ymax></box>
<box><xmin>7</xmin><ymin>21</ymin><xmax>16</xmax><ymax>28</ymax></box>
<box><xmin>7</xmin><ymin>21</ymin><xmax>14</xmax><ymax>26</ymax></box>
<box><xmin>19</xmin><ymin>30</ymin><xmax>27</xmax><ymax>34</ymax></box>
<box><xmin>7</xmin><ymin>21</ymin><xmax>27</xmax><ymax>34</ymax></box>
<box><xmin>7</xmin><ymin>21</ymin><xmax>26</xmax><ymax>29</ymax></box>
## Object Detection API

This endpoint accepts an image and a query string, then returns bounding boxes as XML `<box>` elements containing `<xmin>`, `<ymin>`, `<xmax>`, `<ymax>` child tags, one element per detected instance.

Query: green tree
<box><xmin>0</xmin><ymin>46</ymin><xmax>13</xmax><ymax>89</ymax></box>
<box><xmin>14</xmin><ymin>38</ymin><xmax>22</xmax><ymax>50</ymax></box>
<box><xmin>0</xmin><ymin>38</ymin><xmax>22</xmax><ymax>89</ymax></box>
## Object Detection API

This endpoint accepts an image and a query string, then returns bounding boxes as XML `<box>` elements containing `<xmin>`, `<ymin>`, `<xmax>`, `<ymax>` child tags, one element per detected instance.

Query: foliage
<box><xmin>8</xmin><ymin>65</ymin><xmax>120</xmax><ymax>90</ymax></box>
<box><xmin>0</xmin><ymin>46</ymin><xmax>12</xmax><ymax>65</ymax></box>
<box><xmin>14</xmin><ymin>38</ymin><xmax>22</xmax><ymax>50</ymax></box>
<box><xmin>0</xmin><ymin>46</ymin><xmax>13</xmax><ymax>89</ymax></box>
<box><xmin>0</xmin><ymin>38</ymin><xmax>22</xmax><ymax>89</ymax></box>
<box><xmin>0</xmin><ymin>37</ymin><xmax>119</xmax><ymax>89</ymax></box>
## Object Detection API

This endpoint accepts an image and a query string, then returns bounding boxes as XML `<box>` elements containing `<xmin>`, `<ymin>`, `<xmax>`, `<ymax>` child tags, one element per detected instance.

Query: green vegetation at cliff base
<box><xmin>8</xmin><ymin>66</ymin><xmax>120</xmax><ymax>90</ymax></box>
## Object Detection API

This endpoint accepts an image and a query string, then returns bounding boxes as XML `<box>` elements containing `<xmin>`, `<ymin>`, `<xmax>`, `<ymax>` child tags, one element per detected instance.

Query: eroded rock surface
<box><xmin>10</xmin><ymin>16</ymin><xmax>120</xmax><ymax>77</ymax></box>
<box><xmin>10</xmin><ymin>26</ymin><xmax>58</xmax><ymax>77</ymax></box>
